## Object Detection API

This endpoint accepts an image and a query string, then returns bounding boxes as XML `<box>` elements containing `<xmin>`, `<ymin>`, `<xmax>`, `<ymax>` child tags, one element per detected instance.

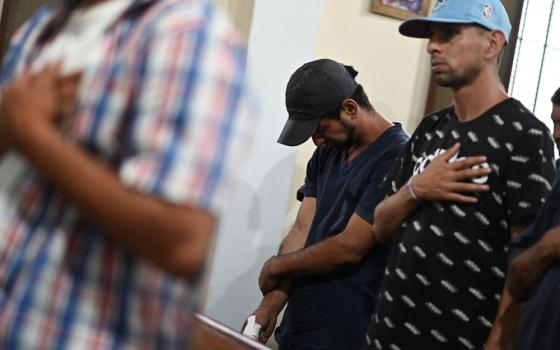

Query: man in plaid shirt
<box><xmin>0</xmin><ymin>0</ymin><xmax>255</xmax><ymax>348</ymax></box>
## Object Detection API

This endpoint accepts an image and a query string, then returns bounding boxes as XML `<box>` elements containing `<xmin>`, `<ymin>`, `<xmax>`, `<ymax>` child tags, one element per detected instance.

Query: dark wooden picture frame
<box><xmin>371</xmin><ymin>0</ymin><xmax>431</xmax><ymax>20</ymax></box>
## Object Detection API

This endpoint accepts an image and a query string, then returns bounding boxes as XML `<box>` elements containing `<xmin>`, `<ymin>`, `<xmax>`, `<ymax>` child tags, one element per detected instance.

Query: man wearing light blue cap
<box><xmin>364</xmin><ymin>0</ymin><xmax>555</xmax><ymax>349</ymax></box>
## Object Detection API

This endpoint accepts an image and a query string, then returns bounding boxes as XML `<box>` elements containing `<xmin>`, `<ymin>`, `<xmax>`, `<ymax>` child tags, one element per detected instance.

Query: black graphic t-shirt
<box><xmin>364</xmin><ymin>98</ymin><xmax>555</xmax><ymax>350</ymax></box>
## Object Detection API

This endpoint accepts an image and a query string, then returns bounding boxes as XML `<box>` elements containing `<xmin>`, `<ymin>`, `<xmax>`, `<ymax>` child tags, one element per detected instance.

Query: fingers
<box><xmin>450</xmin><ymin>155</ymin><xmax>488</xmax><ymax>170</ymax></box>
<box><xmin>259</xmin><ymin>328</ymin><xmax>272</xmax><ymax>344</ymax></box>
<box><xmin>34</xmin><ymin>62</ymin><xmax>61</xmax><ymax>85</ymax></box>
<box><xmin>439</xmin><ymin>142</ymin><xmax>461</xmax><ymax>162</ymax></box>
<box><xmin>58</xmin><ymin>73</ymin><xmax>82</xmax><ymax>115</ymax></box>
<box><xmin>444</xmin><ymin>192</ymin><xmax>480</xmax><ymax>204</ymax></box>
<box><xmin>447</xmin><ymin>182</ymin><xmax>490</xmax><ymax>194</ymax></box>
<box><xmin>453</xmin><ymin>166</ymin><xmax>492</xmax><ymax>181</ymax></box>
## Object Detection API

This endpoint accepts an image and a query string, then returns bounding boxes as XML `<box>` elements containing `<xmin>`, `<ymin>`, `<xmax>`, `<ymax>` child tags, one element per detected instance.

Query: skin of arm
<box><xmin>373</xmin><ymin>143</ymin><xmax>491</xmax><ymax>243</ymax></box>
<box><xmin>483</xmin><ymin>224</ymin><xmax>529</xmax><ymax>350</ymax></box>
<box><xmin>258</xmin><ymin>212</ymin><xmax>376</xmax><ymax>294</ymax></box>
<box><xmin>0</xmin><ymin>66</ymin><xmax>215</xmax><ymax>280</ymax></box>
<box><xmin>507</xmin><ymin>226</ymin><xmax>560</xmax><ymax>302</ymax></box>
<box><xmin>247</xmin><ymin>196</ymin><xmax>316</xmax><ymax>343</ymax></box>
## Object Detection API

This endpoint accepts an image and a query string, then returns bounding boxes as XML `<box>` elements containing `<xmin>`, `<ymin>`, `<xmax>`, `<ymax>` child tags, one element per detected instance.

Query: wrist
<box><xmin>13</xmin><ymin>118</ymin><xmax>55</xmax><ymax>153</ymax></box>
<box><xmin>260</xmin><ymin>290</ymin><xmax>288</xmax><ymax>314</ymax></box>
<box><xmin>406</xmin><ymin>175</ymin><xmax>421</xmax><ymax>201</ymax></box>
<box><xmin>13</xmin><ymin>114</ymin><xmax>53</xmax><ymax>149</ymax></box>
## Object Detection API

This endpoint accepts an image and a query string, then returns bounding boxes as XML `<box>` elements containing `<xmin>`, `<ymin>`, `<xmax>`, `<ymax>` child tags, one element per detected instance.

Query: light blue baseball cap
<box><xmin>399</xmin><ymin>0</ymin><xmax>512</xmax><ymax>43</ymax></box>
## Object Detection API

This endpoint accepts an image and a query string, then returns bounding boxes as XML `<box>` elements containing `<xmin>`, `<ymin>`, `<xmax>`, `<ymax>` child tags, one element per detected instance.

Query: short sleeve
<box><xmin>355</xmin><ymin>150</ymin><xmax>401</xmax><ymax>224</ymax></box>
<box><xmin>300</xmin><ymin>148</ymin><xmax>321</xmax><ymax>199</ymax></box>
<box><xmin>296</xmin><ymin>185</ymin><xmax>305</xmax><ymax>202</ymax></box>
<box><xmin>509</xmin><ymin>188</ymin><xmax>560</xmax><ymax>265</ymax></box>
<box><xmin>379</xmin><ymin>132</ymin><xmax>418</xmax><ymax>196</ymax></box>
<box><xmin>505</xmin><ymin>127</ymin><xmax>555</xmax><ymax>225</ymax></box>
<box><xmin>118</xmin><ymin>4</ymin><xmax>257</xmax><ymax>215</ymax></box>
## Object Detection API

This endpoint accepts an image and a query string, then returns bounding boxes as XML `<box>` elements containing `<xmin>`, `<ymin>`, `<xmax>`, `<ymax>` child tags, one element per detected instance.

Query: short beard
<box><xmin>436</xmin><ymin>63</ymin><xmax>480</xmax><ymax>89</ymax></box>
<box><xmin>336</xmin><ymin>120</ymin><xmax>356</xmax><ymax>150</ymax></box>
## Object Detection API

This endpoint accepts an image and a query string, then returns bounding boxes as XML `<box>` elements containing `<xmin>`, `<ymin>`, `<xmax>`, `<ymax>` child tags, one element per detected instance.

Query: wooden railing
<box><xmin>192</xmin><ymin>314</ymin><xmax>271</xmax><ymax>350</ymax></box>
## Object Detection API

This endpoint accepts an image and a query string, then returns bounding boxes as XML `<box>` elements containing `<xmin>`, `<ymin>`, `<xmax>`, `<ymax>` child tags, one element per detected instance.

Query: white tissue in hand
<box><xmin>242</xmin><ymin>315</ymin><xmax>262</xmax><ymax>340</ymax></box>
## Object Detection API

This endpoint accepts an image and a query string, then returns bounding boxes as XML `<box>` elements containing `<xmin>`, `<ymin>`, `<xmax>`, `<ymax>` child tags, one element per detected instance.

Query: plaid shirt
<box><xmin>0</xmin><ymin>0</ymin><xmax>256</xmax><ymax>348</ymax></box>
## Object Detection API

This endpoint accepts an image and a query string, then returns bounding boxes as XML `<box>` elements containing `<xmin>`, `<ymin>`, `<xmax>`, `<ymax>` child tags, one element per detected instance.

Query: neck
<box><xmin>452</xmin><ymin>67</ymin><xmax>508</xmax><ymax>122</ymax></box>
<box><xmin>347</xmin><ymin>110</ymin><xmax>393</xmax><ymax>161</ymax></box>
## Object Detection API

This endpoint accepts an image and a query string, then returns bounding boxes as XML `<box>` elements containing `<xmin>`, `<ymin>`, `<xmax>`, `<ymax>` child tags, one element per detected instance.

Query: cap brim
<box><xmin>277</xmin><ymin>115</ymin><xmax>320</xmax><ymax>146</ymax></box>
<box><xmin>399</xmin><ymin>17</ymin><xmax>475</xmax><ymax>38</ymax></box>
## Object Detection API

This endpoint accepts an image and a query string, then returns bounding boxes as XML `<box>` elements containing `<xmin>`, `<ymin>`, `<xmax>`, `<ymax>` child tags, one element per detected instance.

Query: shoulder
<box><xmin>498</xmin><ymin>98</ymin><xmax>550</xmax><ymax>133</ymax></box>
<box><xmin>135</xmin><ymin>0</ymin><xmax>242</xmax><ymax>45</ymax></box>
<box><xmin>386</xmin><ymin>123</ymin><xmax>410</xmax><ymax>143</ymax></box>
<box><xmin>414</xmin><ymin>107</ymin><xmax>454</xmax><ymax>135</ymax></box>
<box><xmin>376</xmin><ymin>123</ymin><xmax>410</xmax><ymax>157</ymax></box>
<box><xmin>1</xmin><ymin>4</ymin><xmax>55</xmax><ymax>84</ymax></box>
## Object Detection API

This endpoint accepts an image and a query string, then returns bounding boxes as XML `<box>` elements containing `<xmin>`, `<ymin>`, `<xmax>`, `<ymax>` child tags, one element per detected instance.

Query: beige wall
<box><xmin>212</xmin><ymin>0</ymin><xmax>255</xmax><ymax>44</ymax></box>
<box><xmin>284</xmin><ymin>0</ymin><xmax>433</xmax><ymax>232</ymax></box>
<box><xmin>315</xmin><ymin>0</ymin><xmax>431</xmax><ymax>131</ymax></box>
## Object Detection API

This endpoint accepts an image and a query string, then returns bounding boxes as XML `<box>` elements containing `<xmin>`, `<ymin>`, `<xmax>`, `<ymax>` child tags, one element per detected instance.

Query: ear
<box><xmin>341</xmin><ymin>99</ymin><xmax>359</xmax><ymax>117</ymax></box>
<box><xmin>486</xmin><ymin>31</ymin><xmax>506</xmax><ymax>61</ymax></box>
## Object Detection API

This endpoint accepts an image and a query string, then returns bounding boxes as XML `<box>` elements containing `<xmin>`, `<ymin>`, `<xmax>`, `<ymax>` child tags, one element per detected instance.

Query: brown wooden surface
<box><xmin>192</xmin><ymin>314</ymin><xmax>270</xmax><ymax>350</ymax></box>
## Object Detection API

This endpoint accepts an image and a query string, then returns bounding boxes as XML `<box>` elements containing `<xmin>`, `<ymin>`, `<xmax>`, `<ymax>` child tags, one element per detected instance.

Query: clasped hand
<box><xmin>258</xmin><ymin>255</ymin><xmax>281</xmax><ymax>295</ymax></box>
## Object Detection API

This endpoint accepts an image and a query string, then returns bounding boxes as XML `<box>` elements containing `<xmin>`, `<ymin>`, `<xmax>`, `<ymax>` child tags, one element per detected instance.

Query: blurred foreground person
<box><xmin>0</xmin><ymin>0</ymin><xmax>255</xmax><ymax>348</ymax></box>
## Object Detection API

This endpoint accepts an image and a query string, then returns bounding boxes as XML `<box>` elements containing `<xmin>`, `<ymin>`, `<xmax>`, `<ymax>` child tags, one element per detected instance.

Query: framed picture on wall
<box><xmin>371</xmin><ymin>0</ymin><xmax>432</xmax><ymax>20</ymax></box>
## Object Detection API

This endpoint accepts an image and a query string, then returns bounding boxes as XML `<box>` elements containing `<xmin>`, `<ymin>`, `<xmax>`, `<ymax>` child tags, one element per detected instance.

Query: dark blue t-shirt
<box><xmin>275</xmin><ymin>124</ymin><xmax>409</xmax><ymax>350</ymax></box>
<box><xmin>509</xmin><ymin>180</ymin><xmax>560</xmax><ymax>350</ymax></box>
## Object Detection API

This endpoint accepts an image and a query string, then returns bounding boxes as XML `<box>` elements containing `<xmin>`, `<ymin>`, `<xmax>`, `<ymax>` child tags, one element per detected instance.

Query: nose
<box><xmin>427</xmin><ymin>38</ymin><xmax>441</xmax><ymax>55</ymax></box>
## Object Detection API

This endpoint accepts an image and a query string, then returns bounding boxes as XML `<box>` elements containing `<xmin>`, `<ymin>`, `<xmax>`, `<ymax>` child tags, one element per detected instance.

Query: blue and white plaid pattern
<box><xmin>0</xmin><ymin>0</ymin><xmax>256</xmax><ymax>348</ymax></box>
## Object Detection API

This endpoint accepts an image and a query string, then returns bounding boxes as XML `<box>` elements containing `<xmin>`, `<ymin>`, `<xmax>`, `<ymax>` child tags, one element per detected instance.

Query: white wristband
<box><xmin>407</xmin><ymin>176</ymin><xmax>419</xmax><ymax>201</ymax></box>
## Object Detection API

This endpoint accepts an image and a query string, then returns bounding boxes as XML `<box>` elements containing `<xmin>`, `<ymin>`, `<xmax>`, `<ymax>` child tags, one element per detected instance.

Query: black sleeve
<box><xmin>509</xmin><ymin>181</ymin><xmax>560</xmax><ymax>262</ymax></box>
<box><xmin>300</xmin><ymin>147</ymin><xmax>321</xmax><ymax>199</ymax></box>
<box><xmin>379</xmin><ymin>126</ymin><xmax>425</xmax><ymax>196</ymax></box>
<box><xmin>296</xmin><ymin>185</ymin><xmax>305</xmax><ymax>202</ymax></box>
<box><xmin>355</xmin><ymin>150</ymin><xmax>401</xmax><ymax>224</ymax></box>
<box><xmin>505</xmin><ymin>127</ymin><xmax>556</xmax><ymax>226</ymax></box>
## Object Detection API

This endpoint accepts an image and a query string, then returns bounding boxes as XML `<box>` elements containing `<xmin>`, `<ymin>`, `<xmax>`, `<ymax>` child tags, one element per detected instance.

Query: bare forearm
<box><xmin>278</xmin><ymin>198</ymin><xmax>315</xmax><ymax>255</ymax></box>
<box><xmin>374</xmin><ymin>186</ymin><xmax>419</xmax><ymax>242</ymax></box>
<box><xmin>508</xmin><ymin>241</ymin><xmax>556</xmax><ymax>302</ymax></box>
<box><xmin>272</xmin><ymin>232</ymin><xmax>372</xmax><ymax>278</ymax></box>
<box><xmin>484</xmin><ymin>288</ymin><xmax>524</xmax><ymax>350</ymax></box>
<box><xmin>18</xmin><ymin>123</ymin><xmax>213</xmax><ymax>278</ymax></box>
<box><xmin>259</xmin><ymin>282</ymin><xmax>290</xmax><ymax>313</ymax></box>
<box><xmin>279</xmin><ymin>228</ymin><xmax>308</xmax><ymax>255</ymax></box>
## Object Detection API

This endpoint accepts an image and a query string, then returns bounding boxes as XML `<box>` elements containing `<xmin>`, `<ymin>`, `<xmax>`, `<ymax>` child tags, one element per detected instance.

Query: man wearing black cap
<box><xmin>244</xmin><ymin>59</ymin><xmax>408</xmax><ymax>349</ymax></box>
<box><xmin>364</xmin><ymin>1</ymin><xmax>555</xmax><ymax>349</ymax></box>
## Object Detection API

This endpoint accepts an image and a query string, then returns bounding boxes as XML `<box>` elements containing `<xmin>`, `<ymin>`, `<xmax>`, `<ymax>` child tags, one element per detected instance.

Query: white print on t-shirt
<box><xmin>412</xmin><ymin>148</ymin><xmax>489</xmax><ymax>184</ymax></box>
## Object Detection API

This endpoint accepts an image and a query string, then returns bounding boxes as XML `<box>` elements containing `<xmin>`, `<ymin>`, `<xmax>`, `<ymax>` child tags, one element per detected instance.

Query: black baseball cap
<box><xmin>277</xmin><ymin>59</ymin><xmax>358</xmax><ymax>146</ymax></box>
